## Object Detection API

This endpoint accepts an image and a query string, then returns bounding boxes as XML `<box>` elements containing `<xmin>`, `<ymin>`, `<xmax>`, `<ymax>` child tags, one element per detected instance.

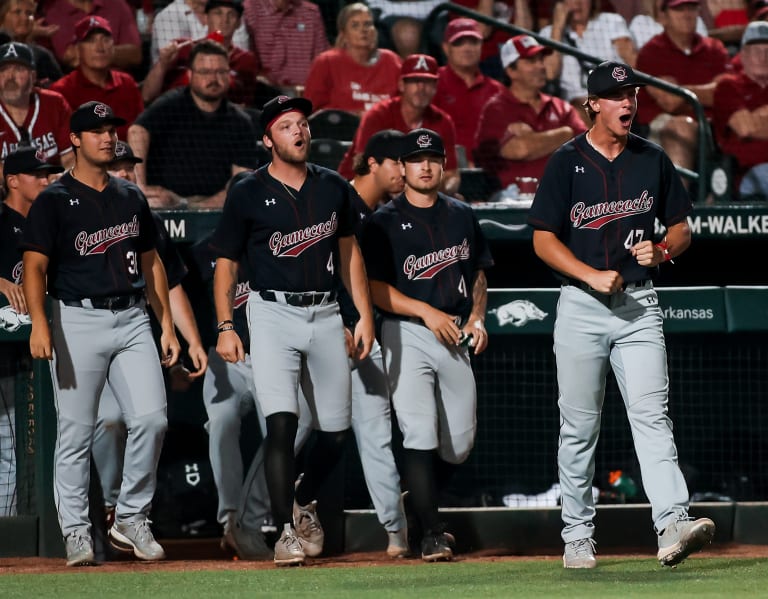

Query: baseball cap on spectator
<box><xmin>754</xmin><ymin>1</ymin><xmax>768</xmax><ymax>19</ymax></box>
<box><xmin>742</xmin><ymin>20</ymin><xmax>768</xmax><ymax>45</ymax></box>
<box><xmin>586</xmin><ymin>61</ymin><xmax>646</xmax><ymax>97</ymax></box>
<box><xmin>443</xmin><ymin>18</ymin><xmax>483</xmax><ymax>44</ymax></box>
<box><xmin>400</xmin><ymin>128</ymin><xmax>446</xmax><ymax>160</ymax></box>
<box><xmin>661</xmin><ymin>0</ymin><xmax>700</xmax><ymax>10</ymax></box>
<box><xmin>73</xmin><ymin>15</ymin><xmax>113</xmax><ymax>42</ymax></box>
<box><xmin>259</xmin><ymin>95</ymin><xmax>313</xmax><ymax>132</ymax></box>
<box><xmin>205</xmin><ymin>0</ymin><xmax>244</xmax><ymax>15</ymax></box>
<box><xmin>3</xmin><ymin>146</ymin><xmax>64</xmax><ymax>176</ymax></box>
<box><xmin>108</xmin><ymin>141</ymin><xmax>143</xmax><ymax>165</ymax></box>
<box><xmin>70</xmin><ymin>101</ymin><xmax>127</xmax><ymax>133</ymax></box>
<box><xmin>500</xmin><ymin>35</ymin><xmax>552</xmax><ymax>68</ymax></box>
<box><xmin>400</xmin><ymin>54</ymin><xmax>439</xmax><ymax>80</ymax></box>
<box><xmin>363</xmin><ymin>129</ymin><xmax>404</xmax><ymax>162</ymax></box>
<box><xmin>0</xmin><ymin>41</ymin><xmax>34</xmax><ymax>69</ymax></box>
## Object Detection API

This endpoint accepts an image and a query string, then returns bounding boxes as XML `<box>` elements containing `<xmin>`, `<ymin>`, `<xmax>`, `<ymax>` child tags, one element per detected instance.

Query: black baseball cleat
<box><xmin>421</xmin><ymin>532</ymin><xmax>455</xmax><ymax>562</ymax></box>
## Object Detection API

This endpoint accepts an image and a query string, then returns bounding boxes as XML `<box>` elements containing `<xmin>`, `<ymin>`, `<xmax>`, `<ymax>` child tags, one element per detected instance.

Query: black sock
<box><xmin>295</xmin><ymin>429</ymin><xmax>349</xmax><ymax>506</ymax></box>
<box><xmin>264</xmin><ymin>412</ymin><xmax>298</xmax><ymax>528</ymax></box>
<box><xmin>402</xmin><ymin>448</ymin><xmax>443</xmax><ymax>534</ymax></box>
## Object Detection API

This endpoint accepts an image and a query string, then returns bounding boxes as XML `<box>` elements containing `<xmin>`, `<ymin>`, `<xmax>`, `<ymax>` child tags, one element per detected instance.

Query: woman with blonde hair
<box><xmin>303</xmin><ymin>2</ymin><xmax>402</xmax><ymax>115</ymax></box>
<box><xmin>0</xmin><ymin>0</ymin><xmax>61</xmax><ymax>86</ymax></box>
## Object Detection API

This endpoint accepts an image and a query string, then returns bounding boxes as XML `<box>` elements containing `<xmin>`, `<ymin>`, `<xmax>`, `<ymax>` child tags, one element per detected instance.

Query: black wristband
<box><xmin>217</xmin><ymin>325</ymin><xmax>235</xmax><ymax>333</ymax></box>
<box><xmin>217</xmin><ymin>319</ymin><xmax>234</xmax><ymax>330</ymax></box>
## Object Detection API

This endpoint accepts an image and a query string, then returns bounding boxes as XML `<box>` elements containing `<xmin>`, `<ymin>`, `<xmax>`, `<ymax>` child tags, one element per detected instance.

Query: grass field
<box><xmin>1</xmin><ymin>557</ymin><xmax>766</xmax><ymax>598</ymax></box>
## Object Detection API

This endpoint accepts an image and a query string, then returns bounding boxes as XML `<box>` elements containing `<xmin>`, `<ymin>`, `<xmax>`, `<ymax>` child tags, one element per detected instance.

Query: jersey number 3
<box><xmin>126</xmin><ymin>250</ymin><xmax>138</xmax><ymax>276</ymax></box>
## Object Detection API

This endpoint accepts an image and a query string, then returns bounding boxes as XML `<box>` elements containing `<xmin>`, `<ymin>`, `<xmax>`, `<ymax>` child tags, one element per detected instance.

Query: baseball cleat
<box><xmin>65</xmin><ymin>532</ymin><xmax>97</xmax><ymax>567</ymax></box>
<box><xmin>563</xmin><ymin>538</ymin><xmax>597</xmax><ymax>569</ymax></box>
<box><xmin>421</xmin><ymin>532</ymin><xmax>455</xmax><ymax>562</ymax></box>
<box><xmin>657</xmin><ymin>517</ymin><xmax>715</xmax><ymax>567</ymax></box>
<box><xmin>293</xmin><ymin>499</ymin><xmax>324</xmax><ymax>557</ymax></box>
<box><xmin>274</xmin><ymin>523</ymin><xmax>305</xmax><ymax>566</ymax></box>
<box><xmin>109</xmin><ymin>519</ymin><xmax>166</xmax><ymax>561</ymax></box>
<box><xmin>221</xmin><ymin>513</ymin><xmax>273</xmax><ymax>560</ymax></box>
<box><xmin>387</xmin><ymin>528</ymin><xmax>410</xmax><ymax>558</ymax></box>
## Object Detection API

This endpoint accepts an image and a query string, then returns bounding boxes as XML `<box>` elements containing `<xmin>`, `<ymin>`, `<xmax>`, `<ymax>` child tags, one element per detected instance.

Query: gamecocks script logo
<box><xmin>75</xmin><ymin>215</ymin><xmax>139</xmax><ymax>255</ymax></box>
<box><xmin>571</xmin><ymin>190</ymin><xmax>654</xmax><ymax>229</ymax></box>
<box><xmin>233</xmin><ymin>281</ymin><xmax>252</xmax><ymax>309</ymax></box>
<box><xmin>612</xmin><ymin>66</ymin><xmax>627</xmax><ymax>82</ymax></box>
<box><xmin>403</xmin><ymin>239</ymin><xmax>470</xmax><ymax>280</ymax></box>
<box><xmin>94</xmin><ymin>103</ymin><xmax>108</xmax><ymax>117</ymax></box>
<box><xmin>269</xmin><ymin>213</ymin><xmax>338</xmax><ymax>257</ymax></box>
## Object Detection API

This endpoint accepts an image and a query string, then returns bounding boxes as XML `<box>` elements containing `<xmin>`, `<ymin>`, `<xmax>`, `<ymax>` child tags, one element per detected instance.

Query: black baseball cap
<box><xmin>363</xmin><ymin>129</ymin><xmax>404</xmax><ymax>162</ymax></box>
<box><xmin>70</xmin><ymin>101</ymin><xmax>126</xmax><ymax>134</ymax></box>
<box><xmin>108</xmin><ymin>141</ymin><xmax>142</xmax><ymax>165</ymax></box>
<box><xmin>205</xmin><ymin>0</ymin><xmax>244</xmax><ymax>14</ymax></box>
<box><xmin>0</xmin><ymin>41</ymin><xmax>34</xmax><ymax>69</ymax></box>
<box><xmin>400</xmin><ymin>128</ymin><xmax>446</xmax><ymax>161</ymax></box>
<box><xmin>587</xmin><ymin>61</ymin><xmax>646</xmax><ymax>98</ymax></box>
<box><xmin>3</xmin><ymin>146</ymin><xmax>64</xmax><ymax>176</ymax></box>
<box><xmin>259</xmin><ymin>95</ymin><xmax>313</xmax><ymax>133</ymax></box>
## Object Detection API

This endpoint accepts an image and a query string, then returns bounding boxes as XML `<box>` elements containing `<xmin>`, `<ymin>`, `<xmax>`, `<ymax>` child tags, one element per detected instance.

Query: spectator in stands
<box><xmin>243</xmin><ymin>0</ymin><xmax>328</xmax><ymax>91</ymax></box>
<box><xmin>540</xmin><ymin>0</ymin><xmax>636</xmax><ymax>123</ymax></box>
<box><xmin>0</xmin><ymin>41</ymin><xmax>73</xmax><ymax>171</ymax></box>
<box><xmin>337</xmin><ymin>53</ymin><xmax>460</xmax><ymax>195</ymax></box>
<box><xmin>128</xmin><ymin>39</ymin><xmax>259</xmax><ymax>209</ymax></box>
<box><xmin>434</xmin><ymin>18</ymin><xmax>505</xmax><ymax>165</ymax></box>
<box><xmin>713</xmin><ymin>20</ymin><xmax>768</xmax><ymax>198</ymax></box>
<box><xmin>475</xmin><ymin>35</ymin><xmax>587</xmax><ymax>193</ymax></box>
<box><xmin>0</xmin><ymin>0</ymin><xmax>62</xmax><ymax>86</ymax></box>
<box><xmin>150</xmin><ymin>0</ymin><xmax>250</xmax><ymax>64</ymax></box>
<box><xmin>303</xmin><ymin>2</ymin><xmax>401</xmax><ymax>115</ymax></box>
<box><xmin>636</xmin><ymin>0</ymin><xmax>730</xmax><ymax>175</ymax></box>
<box><xmin>142</xmin><ymin>0</ymin><xmax>259</xmax><ymax>107</ymax></box>
<box><xmin>49</xmin><ymin>16</ymin><xmax>142</xmax><ymax>140</ymax></box>
<box><xmin>701</xmin><ymin>0</ymin><xmax>749</xmax><ymax>48</ymax></box>
<box><xmin>40</xmin><ymin>0</ymin><xmax>142</xmax><ymax>70</ymax></box>
<box><xmin>629</xmin><ymin>0</ymin><xmax>709</xmax><ymax>49</ymax></box>
<box><xmin>728</xmin><ymin>1</ymin><xmax>768</xmax><ymax>72</ymax></box>
<box><xmin>366</xmin><ymin>0</ymin><xmax>443</xmax><ymax>59</ymax></box>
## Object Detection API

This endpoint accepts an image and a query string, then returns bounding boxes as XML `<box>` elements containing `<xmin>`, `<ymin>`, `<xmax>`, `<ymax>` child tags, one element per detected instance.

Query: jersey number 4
<box><xmin>624</xmin><ymin>229</ymin><xmax>645</xmax><ymax>250</ymax></box>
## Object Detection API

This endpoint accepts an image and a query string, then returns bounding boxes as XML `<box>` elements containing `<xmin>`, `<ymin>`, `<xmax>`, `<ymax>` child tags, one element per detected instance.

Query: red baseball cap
<box><xmin>443</xmin><ymin>18</ymin><xmax>483</xmax><ymax>44</ymax></box>
<box><xmin>400</xmin><ymin>54</ymin><xmax>439</xmax><ymax>80</ymax></box>
<box><xmin>661</xmin><ymin>0</ymin><xmax>700</xmax><ymax>10</ymax></box>
<box><xmin>500</xmin><ymin>35</ymin><xmax>552</xmax><ymax>68</ymax></box>
<box><xmin>74</xmin><ymin>15</ymin><xmax>113</xmax><ymax>43</ymax></box>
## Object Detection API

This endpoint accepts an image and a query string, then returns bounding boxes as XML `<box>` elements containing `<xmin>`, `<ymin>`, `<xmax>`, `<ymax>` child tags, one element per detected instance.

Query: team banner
<box><xmin>724</xmin><ymin>286</ymin><xmax>768</xmax><ymax>332</ymax></box>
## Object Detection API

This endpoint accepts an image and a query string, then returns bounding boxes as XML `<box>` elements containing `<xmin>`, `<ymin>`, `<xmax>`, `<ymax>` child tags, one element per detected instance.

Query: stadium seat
<box><xmin>457</xmin><ymin>167</ymin><xmax>501</xmax><ymax>203</ymax></box>
<box><xmin>310</xmin><ymin>139</ymin><xmax>351</xmax><ymax>171</ymax></box>
<box><xmin>308</xmin><ymin>109</ymin><xmax>361</xmax><ymax>141</ymax></box>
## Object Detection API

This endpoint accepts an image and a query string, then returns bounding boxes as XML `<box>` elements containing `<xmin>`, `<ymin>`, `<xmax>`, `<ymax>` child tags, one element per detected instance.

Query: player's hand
<box><xmin>143</xmin><ymin>185</ymin><xmax>186</xmax><ymax>209</ymax></box>
<box><xmin>506</xmin><ymin>122</ymin><xmax>534</xmax><ymax>137</ymax></box>
<box><xmin>160</xmin><ymin>331</ymin><xmax>181</xmax><ymax>368</ymax></box>
<box><xmin>585</xmin><ymin>270</ymin><xmax>624</xmax><ymax>295</ymax></box>
<box><xmin>32</xmin><ymin>18</ymin><xmax>59</xmax><ymax>40</ymax></box>
<box><xmin>169</xmin><ymin>363</ymin><xmax>193</xmax><ymax>392</ymax></box>
<box><xmin>158</xmin><ymin>40</ymin><xmax>183</xmax><ymax>68</ymax></box>
<box><xmin>422</xmin><ymin>307</ymin><xmax>461</xmax><ymax>346</ymax></box>
<box><xmin>343</xmin><ymin>327</ymin><xmax>356</xmax><ymax>358</ymax></box>
<box><xmin>353</xmin><ymin>316</ymin><xmax>374</xmax><ymax>361</ymax></box>
<box><xmin>0</xmin><ymin>279</ymin><xmax>27</xmax><ymax>314</ymax></box>
<box><xmin>463</xmin><ymin>319</ymin><xmax>489</xmax><ymax>355</ymax></box>
<box><xmin>631</xmin><ymin>240</ymin><xmax>665</xmax><ymax>267</ymax></box>
<box><xmin>185</xmin><ymin>343</ymin><xmax>208</xmax><ymax>379</ymax></box>
<box><xmin>216</xmin><ymin>330</ymin><xmax>245</xmax><ymax>363</ymax></box>
<box><xmin>29</xmin><ymin>322</ymin><xmax>52</xmax><ymax>361</ymax></box>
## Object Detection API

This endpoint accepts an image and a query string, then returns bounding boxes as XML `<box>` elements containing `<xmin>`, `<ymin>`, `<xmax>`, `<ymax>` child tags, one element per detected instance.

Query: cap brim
<box><xmin>108</xmin><ymin>156</ymin><xmax>143</xmax><ymax>165</ymax></box>
<box><xmin>73</xmin><ymin>116</ymin><xmax>128</xmax><ymax>133</ymax></box>
<box><xmin>447</xmin><ymin>32</ymin><xmax>483</xmax><ymax>44</ymax></box>
<box><xmin>9</xmin><ymin>164</ymin><xmax>65</xmax><ymax>176</ymax></box>
<box><xmin>401</xmin><ymin>150</ymin><xmax>445</xmax><ymax>160</ymax></box>
<box><xmin>400</xmin><ymin>73</ymin><xmax>439</xmax><ymax>80</ymax></box>
<box><xmin>594</xmin><ymin>81</ymin><xmax>646</xmax><ymax>97</ymax></box>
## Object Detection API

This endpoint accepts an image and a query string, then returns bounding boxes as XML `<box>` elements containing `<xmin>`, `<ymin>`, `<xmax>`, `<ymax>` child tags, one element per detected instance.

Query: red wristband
<box><xmin>655</xmin><ymin>241</ymin><xmax>672</xmax><ymax>263</ymax></box>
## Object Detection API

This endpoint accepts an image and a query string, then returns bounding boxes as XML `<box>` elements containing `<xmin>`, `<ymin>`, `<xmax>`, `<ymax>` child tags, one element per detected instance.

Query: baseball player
<box><xmin>21</xmin><ymin>101</ymin><xmax>180</xmax><ymax>567</ymax></box>
<box><xmin>528</xmin><ymin>61</ymin><xmax>715</xmax><ymax>569</ymax></box>
<box><xmin>93</xmin><ymin>141</ymin><xmax>208</xmax><ymax>529</ymax></box>
<box><xmin>210</xmin><ymin>95</ymin><xmax>374</xmax><ymax>566</ymax></box>
<box><xmin>361</xmin><ymin>128</ymin><xmax>493</xmax><ymax>562</ymax></box>
<box><xmin>0</xmin><ymin>146</ymin><xmax>63</xmax><ymax>517</ymax></box>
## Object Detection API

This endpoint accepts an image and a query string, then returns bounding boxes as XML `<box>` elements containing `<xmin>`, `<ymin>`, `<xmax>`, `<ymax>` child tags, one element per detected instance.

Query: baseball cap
<box><xmin>587</xmin><ymin>61</ymin><xmax>646</xmax><ymax>97</ymax></box>
<box><xmin>73</xmin><ymin>15</ymin><xmax>113</xmax><ymax>42</ymax></box>
<box><xmin>205</xmin><ymin>0</ymin><xmax>244</xmax><ymax>15</ymax></box>
<box><xmin>108</xmin><ymin>141</ymin><xmax>143</xmax><ymax>165</ymax></box>
<box><xmin>400</xmin><ymin>54</ymin><xmax>439</xmax><ymax>80</ymax></box>
<box><xmin>363</xmin><ymin>129</ymin><xmax>404</xmax><ymax>162</ymax></box>
<box><xmin>443</xmin><ymin>18</ymin><xmax>483</xmax><ymax>44</ymax></box>
<box><xmin>0</xmin><ymin>41</ymin><xmax>34</xmax><ymax>69</ymax></box>
<box><xmin>754</xmin><ymin>0</ymin><xmax>768</xmax><ymax>19</ymax></box>
<box><xmin>70</xmin><ymin>101</ymin><xmax>127</xmax><ymax>133</ymax></box>
<box><xmin>661</xmin><ymin>0</ymin><xmax>700</xmax><ymax>10</ymax></box>
<box><xmin>3</xmin><ymin>146</ymin><xmax>64</xmax><ymax>176</ymax></box>
<box><xmin>500</xmin><ymin>35</ymin><xmax>552</xmax><ymax>68</ymax></box>
<box><xmin>742</xmin><ymin>20</ymin><xmax>768</xmax><ymax>45</ymax></box>
<box><xmin>259</xmin><ymin>95</ymin><xmax>313</xmax><ymax>132</ymax></box>
<box><xmin>400</xmin><ymin>128</ymin><xmax>446</xmax><ymax>160</ymax></box>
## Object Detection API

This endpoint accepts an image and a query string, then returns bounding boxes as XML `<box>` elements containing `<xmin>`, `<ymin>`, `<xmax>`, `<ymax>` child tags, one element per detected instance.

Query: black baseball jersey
<box><xmin>528</xmin><ymin>133</ymin><xmax>692</xmax><ymax>283</ymax></box>
<box><xmin>0</xmin><ymin>202</ymin><xmax>25</xmax><ymax>286</ymax></box>
<box><xmin>209</xmin><ymin>164</ymin><xmax>356</xmax><ymax>293</ymax></box>
<box><xmin>337</xmin><ymin>192</ymin><xmax>374</xmax><ymax>327</ymax></box>
<box><xmin>151</xmin><ymin>211</ymin><xmax>187</xmax><ymax>290</ymax></box>
<box><xmin>20</xmin><ymin>173</ymin><xmax>157</xmax><ymax>301</ymax></box>
<box><xmin>361</xmin><ymin>193</ymin><xmax>494</xmax><ymax>322</ymax></box>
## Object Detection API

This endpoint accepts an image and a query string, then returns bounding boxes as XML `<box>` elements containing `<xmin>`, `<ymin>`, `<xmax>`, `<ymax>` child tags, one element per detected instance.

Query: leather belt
<box><xmin>259</xmin><ymin>290</ymin><xmax>337</xmax><ymax>307</ymax></box>
<box><xmin>563</xmin><ymin>278</ymin><xmax>651</xmax><ymax>292</ymax></box>
<box><xmin>62</xmin><ymin>293</ymin><xmax>144</xmax><ymax>310</ymax></box>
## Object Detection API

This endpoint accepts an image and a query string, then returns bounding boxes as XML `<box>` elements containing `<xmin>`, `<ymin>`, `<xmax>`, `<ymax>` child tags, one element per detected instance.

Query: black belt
<box><xmin>62</xmin><ymin>293</ymin><xmax>144</xmax><ymax>310</ymax></box>
<box><xmin>563</xmin><ymin>278</ymin><xmax>651</xmax><ymax>292</ymax></box>
<box><xmin>259</xmin><ymin>290</ymin><xmax>337</xmax><ymax>307</ymax></box>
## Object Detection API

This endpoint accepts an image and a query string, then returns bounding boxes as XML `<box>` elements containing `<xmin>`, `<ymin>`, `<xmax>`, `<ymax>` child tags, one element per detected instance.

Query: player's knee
<box><xmin>205</xmin><ymin>411</ymin><xmax>241</xmax><ymax>440</ymax></box>
<box><xmin>439</xmin><ymin>432</ymin><xmax>475</xmax><ymax>464</ymax></box>
<box><xmin>129</xmin><ymin>410</ymin><xmax>167</xmax><ymax>440</ymax></box>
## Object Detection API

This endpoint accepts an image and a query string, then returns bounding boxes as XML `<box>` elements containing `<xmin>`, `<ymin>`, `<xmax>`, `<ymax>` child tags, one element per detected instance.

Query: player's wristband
<box><xmin>217</xmin><ymin>325</ymin><xmax>235</xmax><ymax>333</ymax></box>
<box><xmin>217</xmin><ymin>319</ymin><xmax>234</xmax><ymax>330</ymax></box>
<box><xmin>655</xmin><ymin>241</ymin><xmax>672</xmax><ymax>263</ymax></box>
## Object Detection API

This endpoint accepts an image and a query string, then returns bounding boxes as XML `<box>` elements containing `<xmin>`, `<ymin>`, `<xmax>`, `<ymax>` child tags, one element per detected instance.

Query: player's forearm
<box><xmin>468</xmin><ymin>271</ymin><xmax>488</xmax><ymax>325</ymax></box>
<box><xmin>213</xmin><ymin>257</ymin><xmax>238</xmax><ymax>323</ymax></box>
<box><xmin>112</xmin><ymin>44</ymin><xmax>142</xmax><ymax>69</ymax></box>
<box><xmin>169</xmin><ymin>284</ymin><xmax>204</xmax><ymax>350</ymax></box>
<box><xmin>339</xmin><ymin>237</ymin><xmax>374</xmax><ymax>323</ymax></box>
<box><xmin>532</xmin><ymin>230</ymin><xmax>596</xmax><ymax>282</ymax></box>
<box><xmin>142</xmin><ymin>250</ymin><xmax>174</xmax><ymax>333</ymax></box>
<box><xmin>140</xmin><ymin>60</ymin><xmax>168</xmax><ymax>104</ymax></box>
<box><xmin>369</xmin><ymin>279</ymin><xmax>431</xmax><ymax>320</ymax></box>
<box><xmin>662</xmin><ymin>222</ymin><xmax>692</xmax><ymax>259</ymax></box>
<box><xmin>501</xmin><ymin>126</ymin><xmax>574</xmax><ymax>161</ymax></box>
<box><xmin>127</xmin><ymin>125</ymin><xmax>150</xmax><ymax>186</ymax></box>
<box><xmin>21</xmin><ymin>252</ymin><xmax>49</xmax><ymax>324</ymax></box>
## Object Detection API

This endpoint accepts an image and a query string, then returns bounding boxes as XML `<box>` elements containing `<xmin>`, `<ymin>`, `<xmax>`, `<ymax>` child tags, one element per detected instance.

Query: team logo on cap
<box><xmin>519</xmin><ymin>36</ymin><xmax>537</xmax><ymax>48</ymax></box>
<box><xmin>94</xmin><ymin>103</ymin><xmax>108</xmax><ymax>118</ymax></box>
<box><xmin>413</xmin><ymin>55</ymin><xmax>430</xmax><ymax>71</ymax></box>
<box><xmin>114</xmin><ymin>144</ymin><xmax>127</xmax><ymax>157</ymax></box>
<box><xmin>612</xmin><ymin>66</ymin><xmax>628</xmax><ymax>82</ymax></box>
<box><xmin>3</xmin><ymin>43</ymin><xmax>18</xmax><ymax>59</ymax></box>
<box><xmin>277</xmin><ymin>95</ymin><xmax>291</xmax><ymax>104</ymax></box>
<box><xmin>89</xmin><ymin>16</ymin><xmax>100</xmax><ymax>27</ymax></box>
<box><xmin>416</xmin><ymin>134</ymin><xmax>433</xmax><ymax>149</ymax></box>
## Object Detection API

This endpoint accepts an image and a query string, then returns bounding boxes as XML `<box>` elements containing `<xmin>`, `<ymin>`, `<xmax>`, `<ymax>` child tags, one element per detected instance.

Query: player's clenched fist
<box><xmin>29</xmin><ymin>322</ymin><xmax>53</xmax><ymax>360</ymax></box>
<box><xmin>585</xmin><ymin>270</ymin><xmax>624</xmax><ymax>295</ymax></box>
<box><xmin>216</xmin><ymin>329</ymin><xmax>245</xmax><ymax>363</ymax></box>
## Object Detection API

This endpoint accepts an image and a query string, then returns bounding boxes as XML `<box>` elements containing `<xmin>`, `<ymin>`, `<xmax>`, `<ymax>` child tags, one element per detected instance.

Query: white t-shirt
<box><xmin>366</xmin><ymin>0</ymin><xmax>445</xmax><ymax>21</ymax></box>
<box><xmin>629</xmin><ymin>14</ymin><xmax>708</xmax><ymax>50</ymax></box>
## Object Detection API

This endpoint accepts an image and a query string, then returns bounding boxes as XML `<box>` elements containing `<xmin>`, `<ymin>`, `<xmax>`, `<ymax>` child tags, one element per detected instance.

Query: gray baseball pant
<box><xmin>92</xmin><ymin>384</ymin><xmax>126</xmax><ymax>509</ymax></box>
<box><xmin>0</xmin><ymin>374</ymin><xmax>16</xmax><ymax>517</ymax></box>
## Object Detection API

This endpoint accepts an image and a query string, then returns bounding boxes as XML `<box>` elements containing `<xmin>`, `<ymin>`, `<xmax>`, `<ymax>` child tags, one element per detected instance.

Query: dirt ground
<box><xmin>1</xmin><ymin>541</ymin><xmax>766</xmax><ymax>575</ymax></box>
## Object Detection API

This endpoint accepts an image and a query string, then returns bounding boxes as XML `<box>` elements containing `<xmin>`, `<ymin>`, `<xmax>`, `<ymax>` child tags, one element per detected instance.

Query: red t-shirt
<box><xmin>434</xmin><ymin>65</ymin><xmax>505</xmax><ymax>154</ymax></box>
<box><xmin>712</xmin><ymin>72</ymin><xmax>768</xmax><ymax>179</ymax></box>
<box><xmin>303</xmin><ymin>48</ymin><xmax>402</xmax><ymax>114</ymax></box>
<box><xmin>636</xmin><ymin>32</ymin><xmax>730</xmax><ymax>124</ymax></box>
<box><xmin>474</xmin><ymin>88</ymin><xmax>587</xmax><ymax>187</ymax></box>
<box><xmin>49</xmin><ymin>69</ymin><xmax>143</xmax><ymax>140</ymax></box>
<box><xmin>0</xmin><ymin>89</ymin><xmax>72</xmax><ymax>163</ymax></box>
<box><xmin>337</xmin><ymin>97</ymin><xmax>458</xmax><ymax>179</ymax></box>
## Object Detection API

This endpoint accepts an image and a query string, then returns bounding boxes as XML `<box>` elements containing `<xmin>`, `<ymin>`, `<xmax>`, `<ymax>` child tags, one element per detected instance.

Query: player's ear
<box><xmin>262</xmin><ymin>132</ymin><xmax>273</xmax><ymax>150</ymax></box>
<box><xmin>69</xmin><ymin>131</ymin><xmax>80</xmax><ymax>148</ymax></box>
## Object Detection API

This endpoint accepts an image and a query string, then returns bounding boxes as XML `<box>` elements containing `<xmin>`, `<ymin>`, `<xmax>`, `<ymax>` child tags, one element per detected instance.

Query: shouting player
<box><xmin>528</xmin><ymin>61</ymin><xmax>715</xmax><ymax>569</ymax></box>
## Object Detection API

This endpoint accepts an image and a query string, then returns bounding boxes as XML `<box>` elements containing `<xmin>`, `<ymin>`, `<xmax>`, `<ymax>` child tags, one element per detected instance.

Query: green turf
<box><xmin>1</xmin><ymin>558</ymin><xmax>765</xmax><ymax>598</ymax></box>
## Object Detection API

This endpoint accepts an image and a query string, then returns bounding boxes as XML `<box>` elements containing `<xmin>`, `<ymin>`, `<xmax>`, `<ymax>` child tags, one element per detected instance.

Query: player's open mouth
<box><xmin>619</xmin><ymin>114</ymin><xmax>633</xmax><ymax>126</ymax></box>
<box><xmin>294</xmin><ymin>140</ymin><xmax>305</xmax><ymax>148</ymax></box>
